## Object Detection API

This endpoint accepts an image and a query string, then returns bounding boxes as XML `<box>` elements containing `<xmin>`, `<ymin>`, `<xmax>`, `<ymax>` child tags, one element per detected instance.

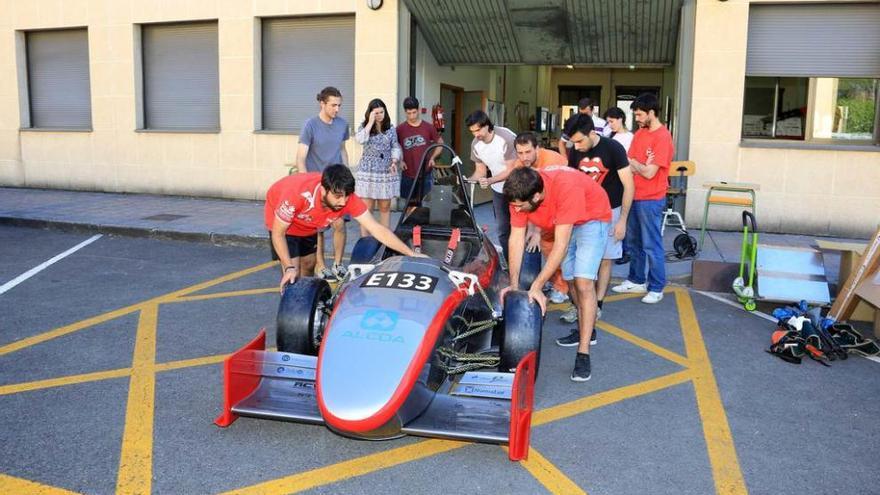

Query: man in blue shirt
<box><xmin>295</xmin><ymin>86</ymin><xmax>350</xmax><ymax>281</ymax></box>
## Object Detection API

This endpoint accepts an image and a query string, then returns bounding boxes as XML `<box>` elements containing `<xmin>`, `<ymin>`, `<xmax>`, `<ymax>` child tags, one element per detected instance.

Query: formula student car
<box><xmin>215</xmin><ymin>145</ymin><xmax>543</xmax><ymax>461</ymax></box>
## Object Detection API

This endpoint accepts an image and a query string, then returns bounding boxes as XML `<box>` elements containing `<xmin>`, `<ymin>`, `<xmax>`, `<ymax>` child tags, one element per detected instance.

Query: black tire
<box><xmin>519</xmin><ymin>250</ymin><xmax>541</xmax><ymax>291</ymax></box>
<box><xmin>351</xmin><ymin>236</ymin><xmax>381</xmax><ymax>264</ymax></box>
<box><xmin>499</xmin><ymin>291</ymin><xmax>543</xmax><ymax>376</ymax></box>
<box><xmin>276</xmin><ymin>277</ymin><xmax>332</xmax><ymax>355</ymax></box>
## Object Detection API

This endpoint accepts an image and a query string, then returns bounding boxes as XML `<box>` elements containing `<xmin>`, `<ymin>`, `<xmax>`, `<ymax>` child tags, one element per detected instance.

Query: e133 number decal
<box><xmin>361</xmin><ymin>272</ymin><xmax>438</xmax><ymax>293</ymax></box>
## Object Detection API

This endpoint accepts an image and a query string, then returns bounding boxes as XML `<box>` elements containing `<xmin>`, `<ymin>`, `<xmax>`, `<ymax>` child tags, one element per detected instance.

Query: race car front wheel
<box><xmin>499</xmin><ymin>291</ymin><xmax>543</xmax><ymax>377</ymax></box>
<box><xmin>277</xmin><ymin>277</ymin><xmax>332</xmax><ymax>355</ymax></box>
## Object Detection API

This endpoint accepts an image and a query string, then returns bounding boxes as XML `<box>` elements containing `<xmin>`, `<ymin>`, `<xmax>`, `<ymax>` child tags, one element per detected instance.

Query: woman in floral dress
<box><xmin>355</xmin><ymin>98</ymin><xmax>401</xmax><ymax>235</ymax></box>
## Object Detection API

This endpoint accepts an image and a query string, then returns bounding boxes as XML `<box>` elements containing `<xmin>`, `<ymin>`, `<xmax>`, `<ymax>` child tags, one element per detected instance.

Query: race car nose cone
<box><xmin>317</xmin><ymin>261</ymin><xmax>458</xmax><ymax>433</ymax></box>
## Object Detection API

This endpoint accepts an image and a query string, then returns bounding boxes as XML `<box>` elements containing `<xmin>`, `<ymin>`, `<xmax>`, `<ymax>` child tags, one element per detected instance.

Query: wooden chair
<box><xmin>662</xmin><ymin>161</ymin><xmax>696</xmax><ymax>234</ymax></box>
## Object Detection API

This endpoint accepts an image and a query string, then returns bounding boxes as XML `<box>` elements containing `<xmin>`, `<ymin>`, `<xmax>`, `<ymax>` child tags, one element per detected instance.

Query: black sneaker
<box><xmin>614</xmin><ymin>254</ymin><xmax>631</xmax><ymax>266</ymax></box>
<box><xmin>590</xmin><ymin>328</ymin><xmax>598</xmax><ymax>346</ymax></box>
<box><xmin>571</xmin><ymin>353</ymin><xmax>591</xmax><ymax>382</ymax></box>
<box><xmin>555</xmin><ymin>329</ymin><xmax>580</xmax><ymax>347</ymax></box>
<box><xmin>556</xmin><ymin>328</ymin><xmax>597</xmax><ymax>347</ymax></box>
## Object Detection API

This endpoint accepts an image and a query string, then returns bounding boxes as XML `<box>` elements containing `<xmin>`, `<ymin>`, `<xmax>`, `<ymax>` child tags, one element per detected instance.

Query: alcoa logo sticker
<box><xmin>341</xmin><ymin>309</ymin><xmax>405</xmax><ymax>344</ymax></box>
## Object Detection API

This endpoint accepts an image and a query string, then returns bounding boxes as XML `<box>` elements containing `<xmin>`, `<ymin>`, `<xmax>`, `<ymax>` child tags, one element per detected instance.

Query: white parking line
<box><xmin>693</xmin><ymin>290</ymin><xmax>777</xmax><ymax>323</ymax></box>
<box><xmin>0</xmin><ymin>234</ymin><xmax>102</xmax><ymax>295</ymax></box>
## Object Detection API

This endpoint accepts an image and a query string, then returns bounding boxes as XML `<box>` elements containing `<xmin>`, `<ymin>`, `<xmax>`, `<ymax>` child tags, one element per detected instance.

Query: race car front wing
<box><xmin>214</xmin><ymin>329</ymin><xmax>537</xmax><ymax>461</ymax></box>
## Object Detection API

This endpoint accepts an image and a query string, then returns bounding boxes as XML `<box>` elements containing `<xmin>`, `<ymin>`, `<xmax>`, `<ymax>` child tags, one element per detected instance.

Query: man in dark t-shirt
<box><xmin>396</xmin><ymin>97</ymin><xmax>443</xmax><ymax>204</ymax></box>
<box><xmin>554</xmin><ymin>114</ymin><xmax>635</xmax><ymax>344</ymax></box>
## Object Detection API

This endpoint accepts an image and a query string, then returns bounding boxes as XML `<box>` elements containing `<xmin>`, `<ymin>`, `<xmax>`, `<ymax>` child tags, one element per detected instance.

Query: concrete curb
<box><xmin>0</xmin><ymin>216</ymin><xmax>268</xmax><ymax>249</ymax></box>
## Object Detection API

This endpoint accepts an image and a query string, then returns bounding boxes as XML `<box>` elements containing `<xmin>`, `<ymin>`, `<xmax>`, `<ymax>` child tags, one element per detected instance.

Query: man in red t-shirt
<box><xmin>611</xmin><ymin>93</ymin><xmax>674</xmax><ymax>304</ymax></box>
<box><xmin>503</xmin><ymin>166</ymin><xmax>611</xmax><ymax>382</ymax></box>
<box><xmin>265</xmin><ymin>164</ymin><xmax>421</xmax><ymax>290</ymax></box>
<box><xmin>396</xmin><ymin>97</ymin><xmax>443</xmax><ymax>204</ymax></box>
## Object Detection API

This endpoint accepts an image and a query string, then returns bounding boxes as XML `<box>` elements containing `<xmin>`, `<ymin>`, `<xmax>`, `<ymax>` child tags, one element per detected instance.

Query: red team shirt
<box><xmin>264</xmin><ymin>173</ymin><xmax>368</xmax><ymax>237</ymax></box>
<box><xmin>509</xmin><ymin>167</ymin><xmax>611</xmax><ymax>231</ymax></box>
<box><xmin>627</xmin><ymin>125</ymin><xmax>674</xmax><ymax>201</ymax></box>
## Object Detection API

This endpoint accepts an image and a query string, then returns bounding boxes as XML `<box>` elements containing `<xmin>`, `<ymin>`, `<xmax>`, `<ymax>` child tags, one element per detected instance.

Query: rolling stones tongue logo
<box><xmin>578</xmin><ymin>156</ymin><xmax>609</xmax><ymax>185</ymax></box>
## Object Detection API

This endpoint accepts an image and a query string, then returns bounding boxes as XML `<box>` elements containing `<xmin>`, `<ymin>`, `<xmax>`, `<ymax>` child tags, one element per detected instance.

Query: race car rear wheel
<box><xmin>499</xmin><ymin>291</ymin><xmax>542</xmax><ymax>376</ymax></box>
<box><xmin>277</xmin><ymin>277</ymin><xmax>332</xmax><ymax>355</ymax></box>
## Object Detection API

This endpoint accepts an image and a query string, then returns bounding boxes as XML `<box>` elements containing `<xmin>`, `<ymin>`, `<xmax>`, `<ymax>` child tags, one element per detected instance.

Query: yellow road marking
<box><xmin>595</xmin><ymin>321</ymin><xmax>690</xmax><ymax>367</ymax></box>
<box><xmin>0</xmin><ymin>368</ymin><xmax>131</xmax><ymax>396</ymax></box>
<box><xmin>219</xmin><ymin>439</ymin><xmax>468</xmax><ymax>495</ymax></box>
<box><xmin>512</xmin><ymin>447</ymin><xmax>587</xmax><ymax>495</ymax></box>
<box><xmin>0</xmin><ymin>353</ymin><xmax>228</xmax><ymax>397</ymax></box>
<box><xmin>153</xmin><ymin>353</ymin><xmax>228</xmax><ymax>372</ymax></box>
<box><xmin>160</xmin><ymin>262</ymin><xmax>278</xmax><ymax>302</ymax></box>
<box><xmin>533</xmin><ymin>370</ymin><xmax>692</xmax><ymax>426</ymax></box>
<box><xmin>116</xmin><ymin>305</ymin><xmax>159</xmax><ymax>495</ymax></box>
<box><xmin>0</xmin><ymin>262</ymin><xmax>276</xmax><ymax>358</ymax></box>
<box><xmin>171</xmin><ymin>288</ymin><xmax>277</xmax><ymax>303</ymax></box>
<box><xmin>0</xmin><ymin>304</ymin><xmax>142</xmax><ymax>358</ymax></box>
<box><xmin>675</xmin><ymin>289</ymin><xmax>748</xmax><ymax>495</ymax></box>
<box><xmin>546</xmin><ymin>291</ymin><xmax>645</xmax><ymax>312</ymax></box>
<box><xmin>0</xmin><ymin>474</ymin><xmax>82</xmax><ymax>494</ymax></box>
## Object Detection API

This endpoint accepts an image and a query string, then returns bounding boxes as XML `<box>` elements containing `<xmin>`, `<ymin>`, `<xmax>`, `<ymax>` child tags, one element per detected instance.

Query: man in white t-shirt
<box><xmin>465</xmin><ymin>110</ymin><xmax>517</xmax><ymax>264</ymax></box>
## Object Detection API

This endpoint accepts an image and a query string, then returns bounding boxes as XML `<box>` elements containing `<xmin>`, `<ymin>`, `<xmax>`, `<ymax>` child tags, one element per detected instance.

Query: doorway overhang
<box><xmin>402</xmin><ymin>0</ymin><xmax>684</xmax><ymax>67</ymax></box>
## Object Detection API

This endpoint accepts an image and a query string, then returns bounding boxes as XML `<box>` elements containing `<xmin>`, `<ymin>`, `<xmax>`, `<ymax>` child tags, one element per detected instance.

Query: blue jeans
<box><xmin>626</xmin><ymin>199</ymin><xmax>666</xmax><ymax>292</ymax></box>
<box><xmin>491</xmin><ymin>190</ymin><xmax>511</xmax><ymax>264</ymax></box>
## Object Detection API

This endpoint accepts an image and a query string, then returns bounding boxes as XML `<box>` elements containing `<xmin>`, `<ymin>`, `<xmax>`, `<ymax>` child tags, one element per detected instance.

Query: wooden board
<box><xmin>829</xmin><ymin>227</ymin><xmax>880</xmax><ymax>321</ymax></box>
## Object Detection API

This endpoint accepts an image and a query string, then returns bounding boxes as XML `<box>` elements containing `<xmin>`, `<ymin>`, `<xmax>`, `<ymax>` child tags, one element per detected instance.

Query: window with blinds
<box><xmin>261</xmin><ymin>16</ymin><xmax>356</xmax><ymax>132</ymax></box>
<box><xmin>26</xmin><ymin>29</ymin><xmax>92</xmax><ymax>129</ymax></box>
<box><xmin>142</xmin><ymin>22</ymin><xmax>219</xmax><ymax>131</ymax></box>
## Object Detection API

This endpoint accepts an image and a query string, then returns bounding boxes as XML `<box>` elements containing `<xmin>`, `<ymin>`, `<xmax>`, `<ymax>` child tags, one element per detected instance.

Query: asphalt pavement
<box><xmin>1</xmin><ymin>187</ymin><xmax>879</xmax><ymax>495</ymax></box>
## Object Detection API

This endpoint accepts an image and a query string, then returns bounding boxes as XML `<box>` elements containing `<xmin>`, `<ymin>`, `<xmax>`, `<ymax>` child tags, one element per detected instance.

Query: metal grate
<box><xmin>141</xmin><ymin>214</ymin><xmax>189</xmax><ymax>222</ymax></box>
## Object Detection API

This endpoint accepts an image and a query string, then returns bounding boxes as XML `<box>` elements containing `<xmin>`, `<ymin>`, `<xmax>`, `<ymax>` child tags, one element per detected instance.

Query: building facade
<box><xmin>0</xmin><ymin>0</ymin><xmax>877</xmax><ymax>236</ymax></box>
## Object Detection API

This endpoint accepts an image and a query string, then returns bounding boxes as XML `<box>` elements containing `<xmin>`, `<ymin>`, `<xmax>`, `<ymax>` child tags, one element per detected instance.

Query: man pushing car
<box><xmin>265</xmin><ymin>164</ymin><xmax>424</xmax><ymax>290</ymax></box>
<box><xmin>502</xmin><ymin>166</ymin><xmax>611</xmax><ymax>382</ymax></box>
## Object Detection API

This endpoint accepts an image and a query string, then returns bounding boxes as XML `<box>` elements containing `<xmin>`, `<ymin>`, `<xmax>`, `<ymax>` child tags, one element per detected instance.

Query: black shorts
<box><xmin>269</xmin><ymin>232</ymin><xmax>318</xmax><ymax>260</ymax></box>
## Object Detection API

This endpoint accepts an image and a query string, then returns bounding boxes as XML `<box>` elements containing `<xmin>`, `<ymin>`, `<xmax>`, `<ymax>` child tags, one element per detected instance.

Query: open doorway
<box><xmin>615</xmin><ymin>86</ymin><xmax>661</xmax><ymax>131</ymax></box>
<box><xmin>559</xmin><ymin>85</ymin><xmax>602</xmax><ymax>123</ymax></box>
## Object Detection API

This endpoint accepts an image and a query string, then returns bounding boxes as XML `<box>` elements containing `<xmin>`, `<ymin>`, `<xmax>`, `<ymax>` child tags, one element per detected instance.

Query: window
<box><xmin>24</xmin><ymin>28</ymin><xmax>92</xmax><ymax>130</ymax></box>
<box><xmin>812</xmin><ymin>78</ymin><xmax>877</xmax><ymax>142</ymax></box>
<box><xmin>261</xmin><ymin>16</ymin><xmax>355</xmax><ymax>132</ymax></box>
<box><xmin>743</xmin><ymin>3</ymin><xmax>880</xmax><ymax>146</ymax></box>
<box><xmin>141</xmin><ymin>22</ymin><xmax>219</xmax><ymax>131</ymax></box>
<box><xmin>742</xmin><ymin>77</ymin><xmax>808</xmax><ymax>140</ymax></box>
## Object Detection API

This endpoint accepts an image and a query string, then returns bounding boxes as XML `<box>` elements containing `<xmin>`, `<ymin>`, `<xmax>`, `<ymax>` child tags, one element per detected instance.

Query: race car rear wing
<box><xmin>214</xmin><ymin>331</ymin><xmax>536</xmax><ymax>461</ymax></box>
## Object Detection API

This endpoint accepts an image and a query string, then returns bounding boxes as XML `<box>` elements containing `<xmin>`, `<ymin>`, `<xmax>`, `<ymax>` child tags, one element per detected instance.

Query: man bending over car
<box><xmin>502</xmin><ymin>166</ymin><xmax>611</xmax><ymax>382</ymax></box>
<box><xmin>265</xmin><ymin>164</ymin><xmax>423</xmax><ymax>290</ymax></box>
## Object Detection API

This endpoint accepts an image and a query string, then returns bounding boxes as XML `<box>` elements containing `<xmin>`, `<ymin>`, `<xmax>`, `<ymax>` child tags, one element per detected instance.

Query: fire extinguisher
<box><xmin>432</xmin><ymin>104</ymin><xmax>446</xmax><ymax>133</ymax></box>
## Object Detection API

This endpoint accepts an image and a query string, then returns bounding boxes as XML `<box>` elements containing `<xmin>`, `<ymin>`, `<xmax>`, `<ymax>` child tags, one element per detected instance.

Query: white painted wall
<box><xmin>412</xmin><ymin>28</ymin><xmax>496</xmax><ymax>111</ymax></box>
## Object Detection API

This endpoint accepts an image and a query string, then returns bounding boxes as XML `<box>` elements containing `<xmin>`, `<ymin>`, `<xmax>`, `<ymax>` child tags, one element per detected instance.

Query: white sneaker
<box><xmin>641</xmin><ymin>291</ymin><xmax>664</xmax><ymax>304</ymax></box>
<box><xmin>559</xmin><ymin>306</ymin><xmax>578</xmax><ymax>323</ymax></box>
<box><xmin>596</xmin><ymin>307</ymin><xmax>602</xmax><ymax>320</ymax></box>
<box><xmin>548</xmin><ymin>289</ymin><xmax>569</xmax><ymax>304</ymax></box>
<box><xmin>611</xmin><ymin>280</ymin><xmax>648</xmax><ymax>294</ymax></box>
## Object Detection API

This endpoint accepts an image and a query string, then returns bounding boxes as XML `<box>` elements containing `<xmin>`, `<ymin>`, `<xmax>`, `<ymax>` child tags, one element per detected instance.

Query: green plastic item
<box><xmin>732</xmin><ymin>211</ymin><xmax>758</xmax><ymax>311</ymax></box>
